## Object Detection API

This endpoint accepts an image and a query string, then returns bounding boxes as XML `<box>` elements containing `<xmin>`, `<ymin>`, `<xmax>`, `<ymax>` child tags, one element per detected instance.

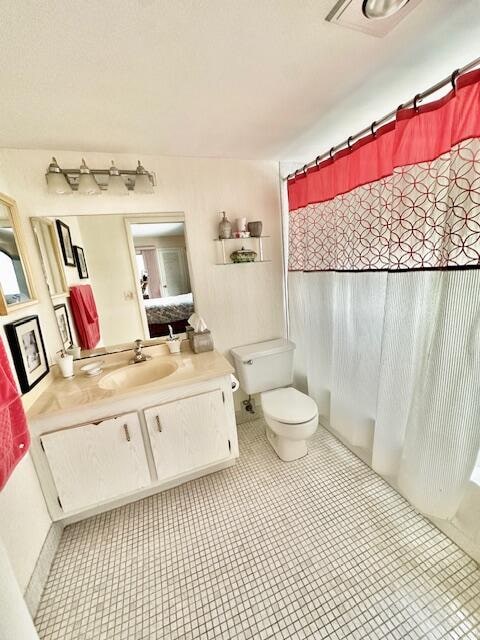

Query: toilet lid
<box><xmin>261</xmin><ymin>388</ymin><xmax>318</xmax><ymax>425</ymax></box>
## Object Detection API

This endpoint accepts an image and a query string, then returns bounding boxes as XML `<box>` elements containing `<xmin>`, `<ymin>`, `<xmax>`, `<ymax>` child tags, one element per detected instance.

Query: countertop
<box><xmin>27</xmin><ymin>344</ymin><xmax>234</xmax><ymax>421</ymax></box>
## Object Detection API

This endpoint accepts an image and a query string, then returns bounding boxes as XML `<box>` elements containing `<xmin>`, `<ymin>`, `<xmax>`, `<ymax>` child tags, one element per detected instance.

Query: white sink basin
<box><xmin>99</xmin><ymin>358</ymin><xmax>178</xmax><ymax>391</ymax></box>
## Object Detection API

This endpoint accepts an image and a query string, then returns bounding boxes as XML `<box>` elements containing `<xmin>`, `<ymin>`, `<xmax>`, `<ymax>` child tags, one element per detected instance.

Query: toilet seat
<box><xmin>261</xmin><ymin>387</ymin><xmax>318</xmax><ymax>425</ymax></box>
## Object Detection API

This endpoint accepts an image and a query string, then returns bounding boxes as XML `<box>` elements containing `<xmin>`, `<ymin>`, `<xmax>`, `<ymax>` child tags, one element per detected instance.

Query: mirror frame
<box><xmin>0</xmin><ymin>192</ymin><xmax>37</xmax><ymax>315</ymax></box>
<box><xmin>31</xmin><ymin>217</ymin><xmax>69</xmax><ymax>299</ymax></box>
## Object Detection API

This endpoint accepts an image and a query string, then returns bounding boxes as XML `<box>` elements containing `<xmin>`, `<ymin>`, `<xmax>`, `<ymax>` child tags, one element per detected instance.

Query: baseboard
<box><xmin>24</xmin><ymin>522</ymin><xmax>63</xmax><ymax>617</ymax></box>
<box><xmin>235</xmin><ymin>406</ymin><xmax>263</xmax><ymax>425</ymax></box>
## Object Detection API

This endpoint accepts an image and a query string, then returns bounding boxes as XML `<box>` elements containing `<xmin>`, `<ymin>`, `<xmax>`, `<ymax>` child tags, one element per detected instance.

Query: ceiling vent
<box><xmin>325</xmin><ymin>0</ymin><xmax>423</xmax><ymax>37</ymax></box>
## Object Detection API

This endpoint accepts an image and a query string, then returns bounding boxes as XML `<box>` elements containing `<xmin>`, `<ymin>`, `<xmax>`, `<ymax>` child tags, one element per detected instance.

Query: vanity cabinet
<box><xmin>41</xmin><ymin>412</ymin><xmax>151</xmax><ymax>513</ymax></box>
<box><xmin>30</xmin><ymin>368</ymin><xmax>239</xmax><ymax>523</ymax></box>
<box><xmin>144</xmin><ymin>389</ymin><xmax>231</xmax><ymax>481</ymax></box>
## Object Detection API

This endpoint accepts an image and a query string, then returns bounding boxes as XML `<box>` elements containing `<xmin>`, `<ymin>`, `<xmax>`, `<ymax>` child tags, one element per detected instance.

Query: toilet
<box><xmin>231</xmin><ymin>339</ymin><xmax>318</xmax><ymax>461</ymax></box>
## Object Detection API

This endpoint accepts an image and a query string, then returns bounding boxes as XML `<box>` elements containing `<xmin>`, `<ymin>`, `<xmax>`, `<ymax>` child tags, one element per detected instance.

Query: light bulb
<box><xmin>134</xmin><ymin>160</ymin><xmax>154</xmax><ymax>194</ymax></box>
<box><xmin>46</xmin><ymin>157</ymin><xmax>72</xmax><ymax>195</ymax></box>
<box><xmin>362</xmin><ymin>0</ymin><xmax>410</xmax><ymax>19</ymax></box>
<box><xmin>78</xmin><ymin>158</ymin><xmax>101</xmax><ymax>195</ymax></box>
<box><xmin>108</xmin><ymin>161</ymin><xmax>129</xmax><ymax>196</ymax></box>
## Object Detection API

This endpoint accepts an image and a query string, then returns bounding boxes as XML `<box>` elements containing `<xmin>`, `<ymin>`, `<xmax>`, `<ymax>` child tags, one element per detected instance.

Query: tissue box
<box><xmin>191</xmin><ymin>330</ymin><xmax>214</xmax><ymax>354</ymax></box>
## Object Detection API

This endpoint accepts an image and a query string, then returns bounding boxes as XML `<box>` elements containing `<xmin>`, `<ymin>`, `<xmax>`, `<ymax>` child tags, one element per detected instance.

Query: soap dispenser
<box><xmin>218</xmin><ymin>211</ymin><xmax>232</xmax><ymax>239</ymax></box>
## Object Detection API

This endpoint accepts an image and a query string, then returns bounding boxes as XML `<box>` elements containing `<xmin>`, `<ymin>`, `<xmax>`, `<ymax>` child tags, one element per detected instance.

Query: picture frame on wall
<box><xmin>5</xmin><ymin>315</ymin><xmax>49</xmax><ymax>393</ymax></box>
<box><xmin>56</xmin><ymin>219</ymin><xmax>75</xmax><ymax>267</ymax></box>
<box><xmin>73</xmin><ymin>246</ymin><xmax>88</xmax><ymax>279</ymax></box>
<box><xmin>54</xmin><ymin>303</ymin><xmax>73</xmax><ymax>350</ymax></box>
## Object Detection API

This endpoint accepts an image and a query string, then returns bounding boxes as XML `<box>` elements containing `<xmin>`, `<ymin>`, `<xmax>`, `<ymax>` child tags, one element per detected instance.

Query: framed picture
<box><xmin>56</xmin><ymin>219</ymin><xmax>75</xmax><ymax>267</ymax></box>
<box><xmin>54</xmin><ymin>303</ymin><xmax>73</xmax><ymax>349</ymax></box>
<box><xmin>73</xmin><ymin>246</ymin><xmax>88</xmax><ymax>279</ymax></box>
<box><xmin>5</xmin><ymin>315</ymin><xmax>49</xmax><ymax>393</ymax></box>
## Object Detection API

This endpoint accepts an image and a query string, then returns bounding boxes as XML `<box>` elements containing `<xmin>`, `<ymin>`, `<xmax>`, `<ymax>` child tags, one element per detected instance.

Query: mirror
<box><xmin>0</xmin><ymin>193</ymin><xmax>36</xmax><ymax>314</ymax></box>
<box><xmin>31</xmin><ymin>214</ymin><xmax>195</xmax><ymax>357</ymax></box>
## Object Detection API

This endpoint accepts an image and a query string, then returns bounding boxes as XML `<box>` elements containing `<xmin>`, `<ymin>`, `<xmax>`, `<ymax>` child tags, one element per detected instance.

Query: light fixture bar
<box><xmin>45</xmin><ymin>163</ymin><xmax>156</xmax><ymax>192</ymax></box>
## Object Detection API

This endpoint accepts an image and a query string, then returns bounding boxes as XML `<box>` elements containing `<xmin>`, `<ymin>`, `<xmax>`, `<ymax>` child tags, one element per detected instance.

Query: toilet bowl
<box><xmin>231</xmin><ymin>338</ymin><xmax>318</xmax><ymax>462</ymax></box>
<box><xmin>261</xmin><ymin>387</ymin><xmax>318</xmax><ymax>461</ymax></box>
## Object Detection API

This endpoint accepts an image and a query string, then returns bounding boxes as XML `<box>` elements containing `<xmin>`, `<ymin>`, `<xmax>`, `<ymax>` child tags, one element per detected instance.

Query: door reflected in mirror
<box><xmin>0</xmin><ymin>194</ymin><xmax>36</xmax><ymax>314</ymax></box>
<box><xmin>130</xmin><ymin>222</ymin><xmax>194</xmax><ymax>338</ymax></box>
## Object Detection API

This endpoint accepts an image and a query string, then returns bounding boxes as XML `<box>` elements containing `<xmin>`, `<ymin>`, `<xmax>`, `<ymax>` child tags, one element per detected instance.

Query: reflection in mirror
<box><xmin>31</xmin><ymin>218</ymin><xmax>68</xmax><ymax>297</ymax></box>
<box><xmin>130</xmin><ymin>222</ymin><xmax>193</xmax><ymax>338</ymax></box>
<box><xmin>31</xmin><ymin>214</ymin><xmax>194</xmax><ymax>357</ymax></box>
<box><xmin>0</xmin><ymin>194</ymin><xmax>36</xmax><ymax>314</ymax></box>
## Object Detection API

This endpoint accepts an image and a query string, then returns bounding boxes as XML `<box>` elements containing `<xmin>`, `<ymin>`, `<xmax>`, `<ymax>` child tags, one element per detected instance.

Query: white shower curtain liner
<box><xmin>289</xmin><ymin>267</ymin><xmax>480</xmax><ymax>520</ymax></box>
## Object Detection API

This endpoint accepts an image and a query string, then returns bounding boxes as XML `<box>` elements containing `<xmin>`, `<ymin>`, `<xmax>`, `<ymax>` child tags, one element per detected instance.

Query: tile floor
<box><xmin>35</xmin><ymin>420</ymin><xmax>480</xmax><ymax>640</ymax></box>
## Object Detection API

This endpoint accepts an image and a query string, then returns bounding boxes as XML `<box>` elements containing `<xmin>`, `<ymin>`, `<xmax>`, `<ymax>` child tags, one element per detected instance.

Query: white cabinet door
<box><xmin>41</xmin><ymin>412</ymin><xmax>151</xmax><ymax>513</ymax></box>
<box><xmin>144</xmin><ymin>389</ymin><xmax>231</xmax><ymax>481</ymax></box>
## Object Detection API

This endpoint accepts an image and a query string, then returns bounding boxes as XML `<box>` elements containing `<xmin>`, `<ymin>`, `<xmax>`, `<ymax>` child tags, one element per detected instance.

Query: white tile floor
<box><xmin>35</xmin><ymin>420</ymin><xmax>480</xmax><ymax>640</ymax></box>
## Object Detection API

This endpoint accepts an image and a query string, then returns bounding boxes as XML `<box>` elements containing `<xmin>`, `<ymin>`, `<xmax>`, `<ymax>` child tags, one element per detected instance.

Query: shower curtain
<box><xmin>287</xmin><ymin>70</ymin><xmax>480</xmax><ymax>520</ymax></box>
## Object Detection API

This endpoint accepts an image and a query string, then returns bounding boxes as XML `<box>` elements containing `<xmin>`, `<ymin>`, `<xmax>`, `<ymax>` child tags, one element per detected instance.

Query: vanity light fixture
<box><xmin>108</xmin><ymin>161</ymin><xmax>129</xmax><ymax>196</ymax></box>
<box><xmin>45</xmin><ymin>158</ymin><xmax>156</xmax><ymax>195</ymax></box>
<box><xmin>134</xmin><ymin>161</ymin><xmax>155</xmax><ymax>194</ymax></box>
<box><xmin>362</xmin><ymin>0</ymin><xmax>410</xmax><ymax>19</ymax></box>
<box><xmin>46</xmin><ymin>157</ymin><xmax>73</xmax><ymax>195</ymax></box>
<box><xmin>78</xmin><ymin>158</ymin><xmax>101</xmax><ymax>196</ymax></box>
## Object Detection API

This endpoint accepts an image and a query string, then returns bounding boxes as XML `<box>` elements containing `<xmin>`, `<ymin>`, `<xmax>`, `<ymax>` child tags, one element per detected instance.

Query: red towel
<box><xmin>70</xmin><ymin>285</ymin><xmax>101</xmax><ymax>350</ymax></box>
<box><xmin>0</xmin><ymin>336</ymin><xmax>30</xmax><ymax>491</ymax></box>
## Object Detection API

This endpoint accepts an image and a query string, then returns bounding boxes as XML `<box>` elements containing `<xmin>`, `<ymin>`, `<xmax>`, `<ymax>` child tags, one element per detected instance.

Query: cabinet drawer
<box><xmin>144</xmin><ymin>389</ymin><xmax>231</xmax><ymax>481</ymax></box>
<box><xmin>41</xmin><ymin>412</ymin><xmax>150</xmax><ymax>513</ymax></box>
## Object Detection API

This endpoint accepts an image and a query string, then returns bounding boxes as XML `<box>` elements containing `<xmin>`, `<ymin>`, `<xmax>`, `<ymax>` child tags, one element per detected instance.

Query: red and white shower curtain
<box><xmin>287</xmin><ymin>70</ymin><xmax>480</xmax><ymax>520</ymax></box>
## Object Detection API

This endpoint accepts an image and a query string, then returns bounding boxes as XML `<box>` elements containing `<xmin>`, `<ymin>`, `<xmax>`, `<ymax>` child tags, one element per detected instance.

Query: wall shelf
<box><xmin>215</xmin><ymin>260</ymin><xmax>272</xmax><ymax>266</ymax></box>
<box><xmin>213</xmin><ymin>236</ymin><xmax>271</xmax><ymax>241</ymax></box>
<box><xmin>214</xmin><ymin>235</ymin><xmax>270</xmax><ymax>265</ymax></box>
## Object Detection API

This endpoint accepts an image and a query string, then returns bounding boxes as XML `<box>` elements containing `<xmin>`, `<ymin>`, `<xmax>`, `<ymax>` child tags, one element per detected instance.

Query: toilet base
<box><xmin>266</xmin><ymin>425</ymin><xmax>308</xmax><ymax>462</ymax></box>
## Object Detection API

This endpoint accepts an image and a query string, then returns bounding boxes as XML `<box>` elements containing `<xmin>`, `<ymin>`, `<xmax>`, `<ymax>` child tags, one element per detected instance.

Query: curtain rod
<box><xmin>284</xmin><ymin>55</ymin><xmax>480</xmax><ymax>182</ymax></box>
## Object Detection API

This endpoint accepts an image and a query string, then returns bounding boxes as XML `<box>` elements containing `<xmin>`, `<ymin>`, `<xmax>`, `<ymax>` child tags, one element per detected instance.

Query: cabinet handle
<box><xmin>156</xmin><ymin>415</ymin><xmax>162</xmax><ymax>432</ymax></box>
<box><xmin>123</xmin><ymin>424</ymin><xmax>131</xmax><ymax>442</ymax></box>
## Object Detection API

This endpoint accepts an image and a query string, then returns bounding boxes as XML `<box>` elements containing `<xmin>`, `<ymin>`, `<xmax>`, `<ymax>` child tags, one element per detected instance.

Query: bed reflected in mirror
<box><xmin>129</xmin><ymin>221</ymin><xmax>194</xmax><ymax>338</ymax></box>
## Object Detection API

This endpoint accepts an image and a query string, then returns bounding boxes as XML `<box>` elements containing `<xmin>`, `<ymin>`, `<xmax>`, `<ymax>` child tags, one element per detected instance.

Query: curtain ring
<box><xmin>370</xmin><ymin>121</ymin><xmax>377</xmax><ymax>137</ymax></box>
<box><xmin>302</xmin><ymin>164</ymin><xmax>308</xmax><ymax>176</ymax></box>
<box><xmin>294</xmin><ymin>168</ymin><xmax>301</xmax><ymax>179</ymax></box>
<box><xmin>396</xmin><ymin>103</ymin><xmax>404</xmax><ymax>115</ymax></box>
<box><xmin>329</xmin><ymin>147</ymin><xmax>335</xmax><ymax>160</ymax></box>
<box><xmin>451</xmin><ymin>69</ymin><xmax>460</xmax><ymax>93</ymax></box>
<box><xmin>413</xmin><ymin>94</ymin><xmax>421</xmax><ymax>112</ymax></box>
<box><xmin>315</xmin><ymin>155</ymin><xmax>321</xmax><ymax>168</ymax></box>
<box><xmin>347</xmin><ymin>136</ymin><xmax>353</xmax><ymax>150</ymax></box>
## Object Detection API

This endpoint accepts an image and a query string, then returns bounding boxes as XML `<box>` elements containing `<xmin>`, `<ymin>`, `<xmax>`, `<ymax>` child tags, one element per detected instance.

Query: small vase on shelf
<box><xmin>248</xmin><ymin>221</ymin><xmax>263</xmax><ymax>237</ymax></box>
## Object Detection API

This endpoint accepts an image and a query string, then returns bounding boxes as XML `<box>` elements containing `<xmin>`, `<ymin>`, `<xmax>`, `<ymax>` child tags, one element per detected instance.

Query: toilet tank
<box><xmin>231</xmin><ymin>338</ymin><xmax>295</xmax><ymax>395</ymax></box>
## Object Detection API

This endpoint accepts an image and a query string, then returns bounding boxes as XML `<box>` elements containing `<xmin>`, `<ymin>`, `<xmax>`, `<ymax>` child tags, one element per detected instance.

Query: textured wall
<box><xmin>0</xmin><ymin>148</ymin><xmax>285</xmax><ymax>590</ymax></box>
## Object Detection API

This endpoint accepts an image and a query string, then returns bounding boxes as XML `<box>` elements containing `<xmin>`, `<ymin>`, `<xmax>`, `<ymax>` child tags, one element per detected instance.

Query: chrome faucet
<box><xmin>129</xmin><ymin>339</ymin><xmax>152</xmax><ymax>364</ymax></box>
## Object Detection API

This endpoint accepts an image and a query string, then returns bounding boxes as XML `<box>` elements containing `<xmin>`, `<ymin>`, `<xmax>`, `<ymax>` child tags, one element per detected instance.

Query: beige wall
<box><xmin>0</xmin><ymin>167</ymin><xmax>54</xmax><ymax>593</ymax></box>
<box><xmin>78</xmin><ymin>215</ymin><xmax>145</xmax><ymax>344</ymax></box>
<box><xmin>0</xmin><ymin>147</ymin><xmax>285</xmax><ymax>590</ymax></box>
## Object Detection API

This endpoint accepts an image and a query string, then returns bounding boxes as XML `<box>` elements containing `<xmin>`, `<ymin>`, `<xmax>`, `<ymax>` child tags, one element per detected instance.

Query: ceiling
<box><xmin>131</xmin><ymin>223</ymin><xmax>185</xmax><ymax>238</ymax></box>
<box><xmin>1</xmin><ymin>1</ymin><xmax>479</xmax><ymax>161</ymax></box>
